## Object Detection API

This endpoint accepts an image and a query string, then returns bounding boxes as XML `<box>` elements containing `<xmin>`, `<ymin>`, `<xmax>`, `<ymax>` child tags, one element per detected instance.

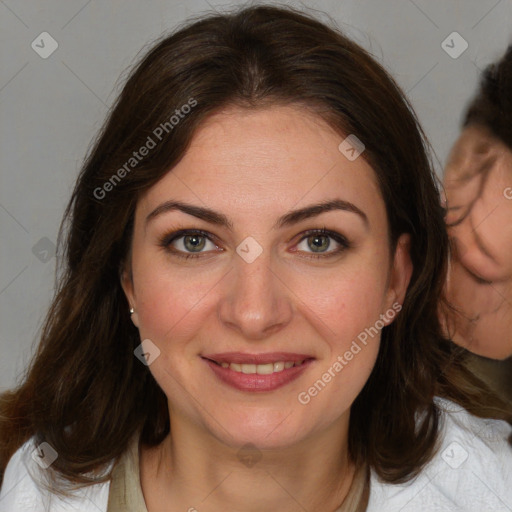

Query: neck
<box><xmin>140</xmin><ymin>412</ymin><xmax>356</xmax><ymax>512</ymax></box>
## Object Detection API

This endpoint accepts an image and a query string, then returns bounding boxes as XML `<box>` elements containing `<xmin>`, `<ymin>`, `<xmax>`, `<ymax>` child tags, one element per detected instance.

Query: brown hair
<box><xmin>442</xmin><ymin>44</ymin><xmax>512</xmax><ymax>232</ymax></box>
<box><xmin>1</xmin><ymin>3</ymin><xmax>509</xmax><ymax>497</ymax></box>
<box><xmin>463</xmin><ymin>44</ymin><xmax>512</xmax><ymax>150</ymax></box>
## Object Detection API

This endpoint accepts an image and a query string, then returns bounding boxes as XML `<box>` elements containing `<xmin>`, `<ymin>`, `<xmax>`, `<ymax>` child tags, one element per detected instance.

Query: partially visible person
<box><xmin>442</xmin><ymin>45</ymin><xmax>512</xmax><ymax>401</ymax></box>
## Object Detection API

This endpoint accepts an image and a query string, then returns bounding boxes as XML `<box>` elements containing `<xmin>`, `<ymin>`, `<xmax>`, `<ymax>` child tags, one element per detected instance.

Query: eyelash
<box><xmin>158</xmin><ymin>227</ymin><xmax>350</xmax><ymax>260</ymax></box>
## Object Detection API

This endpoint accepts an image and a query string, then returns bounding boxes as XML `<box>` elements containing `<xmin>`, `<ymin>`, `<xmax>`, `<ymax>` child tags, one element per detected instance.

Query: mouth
<box><xmin>201</xmin><ymin>353</ymin><xmax>315</xmax><ymax>392</ymax></box>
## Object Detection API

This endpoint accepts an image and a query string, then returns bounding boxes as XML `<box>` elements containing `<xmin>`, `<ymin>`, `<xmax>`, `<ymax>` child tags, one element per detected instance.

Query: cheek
<box><xmin>132</xmin><ymin>252</ymin><xmax>216</xmax><ymax>340</ymax></box>
<box><xmin>483</xmin><ymin>208</ymin><xmax>512</xmax><ymax>274</ymax></box>
<box><xmin>137</xmin><ymin>271</ymin><xmax>211</xmax><ymax>341</ymax></box>
<box><xmin>303</xmin><ymin>281</ymin><xmax>383</xmax><ymax>338</ymax></box>
<box><xmin>296</xmin><ymin>328</ymin><xmax>380</xmax><ymax>426</ymax></box>
<box><xmin>132</xmin><ymin>266</ymin><xmax>214</xmax><ymax>401</ymax></box>
<box><xmin>290</xmin><ymin>269</ymin><xmax>389</xmax><ymax>396</ymax></box>
<box><xmin>294</xmin><ymin>274</ymin><xmax>385</xmax><ymax>419</ymax></box>
<box><xmin>293</xmin><ymin>259</ymin><xmax>389</xmax><ymax>401</ymax></box>
<box><xmin>295</xmin><ymin>255</ymin><xmax>390</xmax><ymax>335</ymax></box>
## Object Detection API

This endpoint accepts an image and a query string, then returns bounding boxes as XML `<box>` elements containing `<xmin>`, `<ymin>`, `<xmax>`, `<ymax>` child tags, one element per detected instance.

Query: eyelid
<box><xmin>301</xmin><ymin>228</ymin><xmax>348</xmax><ymax>243</ymax></box>
<box><xmin>159</xmin><ymin>229</ymin><xmax>221</xmax><ymax>253</ymax></box>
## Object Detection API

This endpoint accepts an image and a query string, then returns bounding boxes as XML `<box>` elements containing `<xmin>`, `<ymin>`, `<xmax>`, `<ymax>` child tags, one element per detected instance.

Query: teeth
<box><xmin>218</xmin><ymin>360</ymin><xmax>307</xmax><ymax>374</ymax></box>
<box><xmin>273</xmin><ymin>362</ymin><xmax>285</xmax><ymax>372</ymax></box>
<box><xmin>256</xmin><ymin>363</ymin><xmax>274</xmax><ymax>375</ymax></box>
<box><xmin>241</xmin><ymin>364</ymin><xmax>256</xmax><ymax>374</ymax></box>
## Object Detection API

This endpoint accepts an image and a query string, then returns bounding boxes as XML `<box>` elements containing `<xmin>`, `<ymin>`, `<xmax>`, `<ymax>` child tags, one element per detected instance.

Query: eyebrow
<box><xmin>145</xmin><ymin>198</ymin><xmax>369</xmax><ymax>230</ymax></box>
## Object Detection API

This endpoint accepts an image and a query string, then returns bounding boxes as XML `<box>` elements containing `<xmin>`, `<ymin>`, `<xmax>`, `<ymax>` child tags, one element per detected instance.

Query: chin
<box><xmin>208</xmin><ymin>407</ymin><xmax>312</xmax><ymax>450</ymax></box>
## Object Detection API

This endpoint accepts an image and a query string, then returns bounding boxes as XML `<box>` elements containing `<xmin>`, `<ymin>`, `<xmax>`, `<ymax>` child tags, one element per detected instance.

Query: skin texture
<box><xmin>443</xmin><ymin>124</ymin><xmax>512</xmax><ymax>360</ymax></box>
<box><xmin>121</xmin><ymin>105</ymin><xmax>412</xmax><ymax>511</ymax></box>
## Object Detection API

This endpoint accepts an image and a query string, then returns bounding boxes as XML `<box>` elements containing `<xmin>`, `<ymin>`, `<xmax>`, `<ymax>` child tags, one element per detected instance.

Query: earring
<box><xmin>129</xmin><ymin>307</ymin><xmax>139</xmax><ymax>328</ymax></box>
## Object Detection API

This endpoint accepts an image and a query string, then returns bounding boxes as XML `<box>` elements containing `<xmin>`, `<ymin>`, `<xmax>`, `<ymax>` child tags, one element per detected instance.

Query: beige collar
<box><xmin>106</xmin><ymin>433</ymin><xmax>369</xmax><ymax>512</ymax></box>
<box><xmin>106</xmin><ymin>431</ymin><xmax>148</xmax><ymax>512</ymax></box>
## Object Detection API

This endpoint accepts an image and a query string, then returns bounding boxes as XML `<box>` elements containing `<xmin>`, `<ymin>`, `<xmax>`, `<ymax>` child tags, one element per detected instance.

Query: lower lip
<box><xmin>203</xmin><ymin>359</ymin><xmax>314</xmax><ymax>392</ymax></box>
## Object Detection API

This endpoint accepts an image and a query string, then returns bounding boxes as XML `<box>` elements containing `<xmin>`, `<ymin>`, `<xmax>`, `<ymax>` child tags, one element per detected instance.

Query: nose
<box><xmin>217</xmin><ymin>252</ymin><xmax>294</xmax><ymax>340</ymax></box>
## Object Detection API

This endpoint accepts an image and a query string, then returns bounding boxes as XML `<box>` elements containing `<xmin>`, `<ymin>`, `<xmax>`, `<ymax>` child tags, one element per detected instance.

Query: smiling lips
<box><xmin>202</xmin><ymin>352</ymin><xmax>314</xmax><ymax>391</ymax></box>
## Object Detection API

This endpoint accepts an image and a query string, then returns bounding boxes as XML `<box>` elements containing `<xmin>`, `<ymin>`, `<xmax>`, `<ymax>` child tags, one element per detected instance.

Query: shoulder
<box><xmin>366</xmin><ymin>397</ymin><xmax>512</xmax><ymax>512</ymax></box>
<box><xmin>0</xmin><ymin>437</ymin><xmax>111</xmax><ymax>512</ymax></box>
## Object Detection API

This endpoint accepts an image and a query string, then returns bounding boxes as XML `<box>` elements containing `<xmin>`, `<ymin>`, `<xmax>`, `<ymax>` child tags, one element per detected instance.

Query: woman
<box><xmin>1</xmin><ymin>5</ymin><xmax>511</xmax><ymax>512</ymax></box>
<box><xmin>443</xmin><ymin>45</ymin><xmax>512</xmax><ymax>361</ymax></box>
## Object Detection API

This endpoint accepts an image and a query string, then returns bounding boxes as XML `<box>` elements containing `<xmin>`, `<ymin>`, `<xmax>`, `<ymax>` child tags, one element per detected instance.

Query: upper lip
<box><xmin>202</xmin><ymin>352</ymin><xmax>315</xmax><ymax>365</ymax></box>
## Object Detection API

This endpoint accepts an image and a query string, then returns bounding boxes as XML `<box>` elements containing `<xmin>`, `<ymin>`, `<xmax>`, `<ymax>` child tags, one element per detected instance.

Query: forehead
<box><xmin>137</xmin><ymin>105</ymin><xmax>385</xmax><ymax>227</ymax></box>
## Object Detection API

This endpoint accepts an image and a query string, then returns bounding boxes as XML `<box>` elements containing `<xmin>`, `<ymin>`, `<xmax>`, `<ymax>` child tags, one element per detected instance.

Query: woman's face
<box><xmin>122</xmin><ymin>105</ymin><xmax>412</xmax><ymax>450</ymax></box>
<box><xmin>443</xmin><ymin>124</ymin><xmax>512</xmax><ymax>359</ymax></box>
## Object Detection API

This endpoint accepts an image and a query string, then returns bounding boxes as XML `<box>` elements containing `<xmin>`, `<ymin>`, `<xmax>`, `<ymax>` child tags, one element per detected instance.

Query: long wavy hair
<box><xmin>1</xmin><ymin>3</ymin><xmax>510</xmax><ymax>496</ymax></box>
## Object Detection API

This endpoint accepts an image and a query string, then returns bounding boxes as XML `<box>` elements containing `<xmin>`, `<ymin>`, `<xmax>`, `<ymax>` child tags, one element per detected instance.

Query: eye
<box><xmin>160</xmin><ymin>230</ymin><xmax>220</xmax><ymax>259</ymax></box>
<box><xmin>294</xmin><ymin>228</ymin><xmax>350</xmax><ymax>259</ymax></box>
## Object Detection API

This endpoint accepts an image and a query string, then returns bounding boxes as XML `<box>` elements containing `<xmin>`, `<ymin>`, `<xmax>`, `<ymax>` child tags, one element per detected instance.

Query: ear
<box><xmin>383</xmin><ymin>233</ymin><xmax>413</xmax><ymax>322</ymax></box>
<box><xmin>120</xmin><ymin>261</ymin><xmax>140</xmax><ymax>328</ymax></box>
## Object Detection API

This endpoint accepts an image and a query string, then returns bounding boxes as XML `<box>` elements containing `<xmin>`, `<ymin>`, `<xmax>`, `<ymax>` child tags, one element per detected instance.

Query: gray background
<box><xmin>1</xmin><ymin>0</ymin><xmax>511</xmax><ymax>390</ymax></box>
